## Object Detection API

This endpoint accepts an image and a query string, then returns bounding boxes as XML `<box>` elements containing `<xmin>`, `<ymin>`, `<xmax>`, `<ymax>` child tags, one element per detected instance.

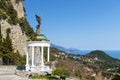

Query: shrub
<box><xmin>75</xmin><ymin>70</ymin><xmax>82</xmax><ymax>79</ymax></box>
<box><xmin>31</xmin><ymin>74</ymin><xmax>61</xmax><ymax>80</ymax></box>
<box><xmin>91</xmin><ymin>76</ymin><xmax>95</xmax><ymax>80</ymax></box>
<box><xmin>18</xmin><ymin>18</ymin><xmax>35</xmax><ymax>40</ymax></box>
<box><xmin>52</xmin><ymin>68</ymin><xmax>70</xmax><ymax>77</ymax></box>
<box><xmin>0</xmin><ymin>10</ymin><xmax>7</xmax><ymax>20</ymax></box>
<box><xmin>7</xmin><ymin>4</ymin><xmax>18</xmax><ymax>25</ymax></box>
<box><xmin>112</xmin><ymin>74</ymin><xmax>120</xmax><ymax>80</ymax></box>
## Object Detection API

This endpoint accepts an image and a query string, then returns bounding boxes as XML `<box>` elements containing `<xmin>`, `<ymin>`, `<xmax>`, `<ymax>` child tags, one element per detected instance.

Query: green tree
<box><xmin>2</xmin><ymin>28</ymin><xmax>15</xmax><ymax>65</ymax></box>
<box><xmin>0</xmin><ymin>24</ymin><xmax>3</xmax><ymax>57</ymax></box>
<box><xmin>0</xmin><ymin>26</ymin><xmax>26</xmax><ymax>65</ymax></box>
<box><xmin>14</xmin><ymin>50</ymin><xmax>26</xmax><ymax>66</ymax></box>
<box><xmin>5</xmin><ymin>28</ymin><xmax>14</xmax><ymax>52</ymax></box>
<box><xmin>7</xmin><ymin>4</ymin><xmax>18</xmax><ymax>25</ymax></box>
<box><xmin>0</xmin><ymin>24</ymin><xmax>2</xmax><ymax>43</ymax></box>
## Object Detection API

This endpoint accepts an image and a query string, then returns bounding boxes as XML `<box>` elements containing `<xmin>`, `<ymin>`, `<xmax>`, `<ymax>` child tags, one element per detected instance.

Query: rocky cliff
<box><xmin>1</xmin><ymin>20</ymin><xmax>26</xmax><ymax>55</ymax></box>
<box><xmin>10</xmin><ymin>0</ymin><xmax>24</xmax><ymax>18</ymax></box>
<box><xmin>0</xmin><ymin>0</ymin><xmax>32</xmax><ymax>55</ymax></box>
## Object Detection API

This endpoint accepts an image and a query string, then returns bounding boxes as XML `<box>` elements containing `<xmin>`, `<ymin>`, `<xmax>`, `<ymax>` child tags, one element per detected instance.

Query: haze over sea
<box><xmin>78</xmin><ymin>50</ymin><xmax>120</xmax><ymax>60</ymax></box>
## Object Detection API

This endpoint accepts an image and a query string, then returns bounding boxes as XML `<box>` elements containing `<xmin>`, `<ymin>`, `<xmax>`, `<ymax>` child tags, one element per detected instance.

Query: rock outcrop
<box><xmin>0</xmin><ymin>0</ymin><xmax>27</xmax><ymax>55</ymax></box>
<box><xmin>1</xmin><ymin>20</ymin><xmax>26</xmax><ymax>55</ymax></box>
<box><xmin>10</xmin><ymin>0</ymin><xmax>24</xmax><ymax>18</ymax></box>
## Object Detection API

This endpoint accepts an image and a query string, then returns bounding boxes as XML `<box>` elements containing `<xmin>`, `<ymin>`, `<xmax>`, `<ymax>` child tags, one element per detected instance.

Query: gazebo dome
<box><xmin>36</xmin><ymin>33</ymin><xmax>49</xmax><ymax>42</ymax></box>
<box><xmin>40</xmin><ymin>34</ymin><xmax>47</xmax><ymax>39</ymax></box>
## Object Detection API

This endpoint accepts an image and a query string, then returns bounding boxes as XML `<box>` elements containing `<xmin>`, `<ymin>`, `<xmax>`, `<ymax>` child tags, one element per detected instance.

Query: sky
<box><xmin>24</xmin><ymin>0</ymin><xmax>120</xmax><ymax>50</ymax></box>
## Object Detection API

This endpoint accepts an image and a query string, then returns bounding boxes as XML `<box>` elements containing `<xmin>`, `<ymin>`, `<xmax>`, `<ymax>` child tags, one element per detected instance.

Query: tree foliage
<box><xmin>0</xmin><ymin>24</ymin><xmax>3</xmax><ymax>57</ymax></box>
<box><xmin>0</xmin><ymin>0</ymin><xmax>18</xmax><ymax>25</ymax></box>
<box><xmin>18</xmin><ymin>18</ymin><xmax>35</xmax><ymax>40</ymax></box>
<box><xmin>0</xmin><ymin>27</ymin><xmax>25</xmax><ymax>65</ymax></box>
<box><xmin>0</xmin><ymin>9</ymin><xmax>7</xmax><ymax>20</ymax></box>
<box><xmin>0</xmin><ymin>24</ymin><xmax>2</xmax><ymax>43</ymax></box>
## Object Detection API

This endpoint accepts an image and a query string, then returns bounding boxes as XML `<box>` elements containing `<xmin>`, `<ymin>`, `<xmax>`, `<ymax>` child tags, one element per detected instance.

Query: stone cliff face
<box><xmin>10</xmin><ymin>0</ymin><xmax>24</xmax><ymax>18</ymax></box>
<box><xmin>1</xmin><ymin>20</ymin><xmax>26</xmax><ymax>55</ymax></box>
<box><xmin>0</xmin><ymin>0</ymin><xmax>27</xmax><ymax>55</ymax></box>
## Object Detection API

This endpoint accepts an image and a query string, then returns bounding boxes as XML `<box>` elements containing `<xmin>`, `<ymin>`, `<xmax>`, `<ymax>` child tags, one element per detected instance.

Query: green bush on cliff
<box><xmin>0</xmin><ymin>24</ymin><xmax>2</xmax><ymax>43</ymax></box>
<box><xmin>18</xmin><ymin>18</ymin><xmax>35</xmax><ymax>40</ymax></box>
<box><xmin>0</xmin><ymin>0</ymin><xmax>18</xmax><ymax>25</ymax></box>
<box><xmin>0</xmin><ymin>25</ymin><xmax>2</xmax><ymax>57</ymax></box>
<box><xmin>0</xmin><ymin>9</ymin><xmax>7</xmax><ymax>20</ymax></box>
<box><xmin>7</xmin><ymin>4</ymin><xmax>18</xmax><ymax>25</ymax></box>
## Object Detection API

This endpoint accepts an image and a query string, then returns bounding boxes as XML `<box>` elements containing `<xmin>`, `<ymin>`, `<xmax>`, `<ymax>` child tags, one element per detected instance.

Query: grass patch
<box><xmin>31</xmin><ymin>75</ymin><xmax>61</xmax><ymax>80</ymax></box>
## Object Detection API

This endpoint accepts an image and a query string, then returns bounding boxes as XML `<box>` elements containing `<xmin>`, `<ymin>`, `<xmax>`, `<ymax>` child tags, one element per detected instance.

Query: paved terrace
<box><xmin>0</xmin><ymin>65</ymin><xmax>28</xmax><ymax>80</ymax></box>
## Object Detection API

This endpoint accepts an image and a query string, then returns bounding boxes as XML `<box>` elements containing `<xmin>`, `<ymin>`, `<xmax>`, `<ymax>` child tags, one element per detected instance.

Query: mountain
<box><xmin>86</xmin><ymin>50</ymin><xmax>119</xmax><ymax>61</ymax></box>
<box><xmin>51</xmin><ymin>43</ymin><xmax>81</xmax><ymax>54</ymax></box>
<box><xmin>84</xmin><ymin>50</ymin><xmax>120</xmax><ymax>66</ymax></box>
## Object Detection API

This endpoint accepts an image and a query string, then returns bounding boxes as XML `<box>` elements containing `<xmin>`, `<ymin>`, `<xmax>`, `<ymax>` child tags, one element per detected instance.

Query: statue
<box><xmin>35</xmin><ymin>15</ymin><xmax>41</xmax><ymax>36</ymax></box>
<box><xmin>35</xmin><ymin>14</ymin><xmax>49</xmax><ymax>41</ymax></box>
<box><xmin>35</xmin><ymin>14</ymin><xmax>41</xmax><ymax>26</ymax></box>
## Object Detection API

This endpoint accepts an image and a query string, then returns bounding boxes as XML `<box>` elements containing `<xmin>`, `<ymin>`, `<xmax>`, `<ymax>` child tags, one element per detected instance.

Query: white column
<box><xmin>34</xmin><ymin>47</ymin><xmax>36</xmax><ymax>66</ymax></box>
<box><xmin>41</xmin><ymin>46</ymin><xmax>44</xmax><ymax>66</ymax></box>
<box><xmin>26</xmin><ymin>47</ymin><xmax>30</xmax><ymax>71</ymax></box>
<box><xmin>31</xmin><ymin>46</ymin><xmax>35</xmax><ymax>67</ymax></box>
<box><xmin>39</xmin><ymin>47</ymin><xmax>41</xmax><ymax>66</ymax></box>
<box><xmin>47</xmin><ymin>47</ymin><xmax>50</xmax><ymax>62</ymax></box>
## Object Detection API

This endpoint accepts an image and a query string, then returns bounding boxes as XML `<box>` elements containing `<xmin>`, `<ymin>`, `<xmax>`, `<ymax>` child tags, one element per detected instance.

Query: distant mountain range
<box><xmin>51</xmin><ymin>43</ymin><xmax>82</xmax><ymax>54</ymax></box>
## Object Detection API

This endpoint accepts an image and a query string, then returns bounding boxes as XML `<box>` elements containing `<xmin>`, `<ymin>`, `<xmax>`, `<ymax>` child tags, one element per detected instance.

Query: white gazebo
<box><xmin>25</xmin><ymin>41</ymin><xmax>51</xmax><ymax>72</ymax></box>
<box><xmin>25</xmin><ymin>15</ymin><xmax>51</xmax><ymax>72</ymax></box>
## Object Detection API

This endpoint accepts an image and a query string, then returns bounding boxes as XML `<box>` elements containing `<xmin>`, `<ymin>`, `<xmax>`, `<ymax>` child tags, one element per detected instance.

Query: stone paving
<box><xmin>0</xmin><ymin>66</ymin><xmax>28</xmax><ymax>80</ymax></box>
<box><xmin>0</xmin><ymin>74</ymin><xmax>28</xmax><ymax>80</ymax></box>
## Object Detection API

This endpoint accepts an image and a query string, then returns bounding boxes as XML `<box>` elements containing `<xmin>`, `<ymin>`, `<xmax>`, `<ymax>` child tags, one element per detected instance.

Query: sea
<box><xmin>76</xmin><ymin>50</ymin><xmax>120</xmax><ymax>60</ymax></box>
